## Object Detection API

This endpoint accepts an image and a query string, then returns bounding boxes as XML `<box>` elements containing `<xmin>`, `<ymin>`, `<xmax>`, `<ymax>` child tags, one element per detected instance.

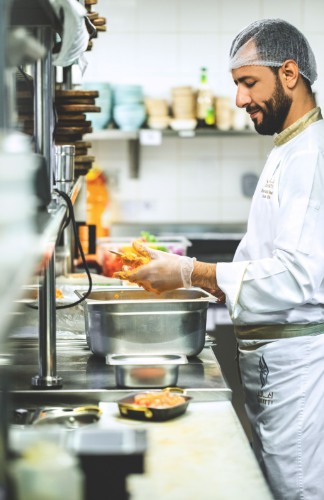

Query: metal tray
<box><xmin>107</xmin><ymin>354</ymin><xmax>188</xmax><ymax>389</ymax></box>
<box><xmin>75</xmin><ymin>287</ymin><xmax>211</xmax><ymax>357</ymax></box>
<box><xmin>117</xmin><ymin>388</ymin><xmax>191</xmax><ymax>422</ymax></box>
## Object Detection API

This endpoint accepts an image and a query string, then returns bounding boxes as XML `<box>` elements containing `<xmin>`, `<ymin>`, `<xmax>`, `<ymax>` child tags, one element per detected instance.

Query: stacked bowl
<box><xmin>170</xmin><ymin>87</ymin><xmax>197</xmax><ymax>130</ymax></box>
<box><xmin>82</xmin><ymin>82</ymin><xmax>112</xmax><ymax>130</ymax></box>
<box><xmin>145</xmin><ymin>98</ymin><xmax>170</xmax><ymax>130</ymax></box>
<box><xmin>113</xmin><ymin>85</ymin><xmax>146</xmax><ymax>131</ymax></box>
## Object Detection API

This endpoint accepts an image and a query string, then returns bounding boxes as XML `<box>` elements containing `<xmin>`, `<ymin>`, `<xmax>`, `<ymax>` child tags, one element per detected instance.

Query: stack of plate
<box><xmin>113</xmin><ymin>85</ymin><xmax>146</xmax><ymax>131</ymax></box>
<box><xmin>145</xmin><ymin>98</ymin><xmax>170</xmax><ymax>130</ymax></box>
<box><xmin>171</xmin><ymin>87</ymin><xmax>197</xmax><ymax>130</ymax></box>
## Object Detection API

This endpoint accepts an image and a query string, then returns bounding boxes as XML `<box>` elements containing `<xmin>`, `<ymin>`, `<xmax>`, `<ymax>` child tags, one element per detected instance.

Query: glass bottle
<box><xmin>196</xmin><ymin>68</ymin><xmax>215</xmax><ymax>128</ymax></box>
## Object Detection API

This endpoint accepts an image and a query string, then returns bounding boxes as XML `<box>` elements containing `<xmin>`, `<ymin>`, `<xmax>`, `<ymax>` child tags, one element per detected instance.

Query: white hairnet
<box><xmin>229</xmin><ymin>19</ymin><xmax>317</xmax><ymax>86</ymax></box>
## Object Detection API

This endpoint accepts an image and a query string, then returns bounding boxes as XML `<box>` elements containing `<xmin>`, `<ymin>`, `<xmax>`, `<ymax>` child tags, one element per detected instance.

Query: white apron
<box><xmin>239</xmin><ymin>334</ymin><xmax>324</xmax><ymax>500</ymax></box>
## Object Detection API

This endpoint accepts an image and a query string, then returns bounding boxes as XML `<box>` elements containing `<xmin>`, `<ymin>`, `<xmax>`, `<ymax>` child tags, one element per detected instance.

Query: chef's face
<box><xmin>232</xmin><ymin>65</ymin><xmax>292</xmax><ymax>135</ymax></box>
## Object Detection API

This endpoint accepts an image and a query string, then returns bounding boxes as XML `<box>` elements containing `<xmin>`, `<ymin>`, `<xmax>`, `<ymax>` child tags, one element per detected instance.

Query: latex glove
<box><xmin>120</xmin><ymin>241</ymin><xmax>196</xmax><ymax>294</ymax></box>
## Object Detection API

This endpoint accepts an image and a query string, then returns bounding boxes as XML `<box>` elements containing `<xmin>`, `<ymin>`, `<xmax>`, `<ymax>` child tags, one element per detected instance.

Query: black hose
<box><xmin>26</xmin><ymin>189</ymin><xmax>92</xmax><ymax>310</ymax></box>
<box><xmin>54</xmin><ymin>189</ymin><xmax>92</xmax><ymax>309</ymax></box>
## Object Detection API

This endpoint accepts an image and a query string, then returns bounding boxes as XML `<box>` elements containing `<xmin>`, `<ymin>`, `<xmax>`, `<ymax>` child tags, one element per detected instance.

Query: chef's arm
<box><xmin>191</xmin><ymin>261</ymin><xmax>217</xmax><ymax>289</ymax></box>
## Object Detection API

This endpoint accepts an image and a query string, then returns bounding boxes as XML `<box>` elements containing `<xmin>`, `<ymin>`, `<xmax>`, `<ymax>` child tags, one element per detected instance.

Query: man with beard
<box><xmin>118</xmin><ymin>20</ymin><xmax>324</xmax><ymax>500</ymax></box>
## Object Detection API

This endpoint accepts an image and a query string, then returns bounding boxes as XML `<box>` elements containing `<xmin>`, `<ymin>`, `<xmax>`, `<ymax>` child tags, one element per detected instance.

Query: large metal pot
<box><xmin>75</xmin><ymin>287</ymin><xmax>212</xmax><ymax>357</ymax></box>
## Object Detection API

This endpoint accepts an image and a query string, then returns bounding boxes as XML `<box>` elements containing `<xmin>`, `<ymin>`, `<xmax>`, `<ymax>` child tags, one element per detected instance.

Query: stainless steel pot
<box><xmin>75</xmin><ymin>287</ymin><xmax>212</xmax><ymax>357</ymax></box>
<box><xmin>107</xmin><ymin>353</ymin><xmax>188</xmax><ymax>388</ymax></box>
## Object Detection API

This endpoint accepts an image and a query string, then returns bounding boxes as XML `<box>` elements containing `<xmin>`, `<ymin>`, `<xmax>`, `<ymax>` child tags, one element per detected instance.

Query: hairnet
<box><xmin>229</xmin><ymin>19</ymin><xmax>317</xmax><ymax>86</ymax></box>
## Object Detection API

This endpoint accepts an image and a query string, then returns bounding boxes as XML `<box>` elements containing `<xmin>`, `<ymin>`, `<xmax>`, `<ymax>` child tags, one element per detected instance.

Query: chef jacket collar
<box><xmin>274</xmin><ymin>106</ymin><xmax>322</xmax><ymax>147</ymax></box>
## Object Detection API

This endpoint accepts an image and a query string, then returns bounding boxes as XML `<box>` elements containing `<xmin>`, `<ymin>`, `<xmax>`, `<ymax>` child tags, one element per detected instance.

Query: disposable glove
<box><xmin>117</xmin><ymin>241</ymin><xmax>196</xmax><ymax>294</ymax></box>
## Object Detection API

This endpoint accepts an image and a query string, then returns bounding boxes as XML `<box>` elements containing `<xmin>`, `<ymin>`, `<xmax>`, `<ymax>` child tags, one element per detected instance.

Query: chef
<box><xmin>121</xmin><ymin>19</ymin><xmax>324</xmax><ymax>500</ymax></box>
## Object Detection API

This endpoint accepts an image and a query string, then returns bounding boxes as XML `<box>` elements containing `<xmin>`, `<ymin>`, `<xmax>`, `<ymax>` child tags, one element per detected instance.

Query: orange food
<box><xmin>35</xmin><ymin>288</ymin><xmax>64</xmax><ymax>300</ymax></box>
<box><xmin>119</xmin><ymin>252</ymin><xmax>150</xmax><ymax>268</ymax></box>
<box><xmin>134</xmin><ymin>391</ymin><xmax>185</xmax><ymax>409</ymax></box>
<box><xmin>112</xmin><ymin>251</ymin><xmax>150</xmax><ymax>280</ymax></box>
<box><xmin>115</xmin><ymin>294</ymin><xmax>119</xmax><ymax>299</ymax></box>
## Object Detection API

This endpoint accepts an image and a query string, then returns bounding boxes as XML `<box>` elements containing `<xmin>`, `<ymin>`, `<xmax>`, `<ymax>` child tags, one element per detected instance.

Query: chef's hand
<box><xmin>122</xmin><ymin>241</ymin><xmax>195</xmax><ymax>294</ymax></box>
<box><xmin>200</xmin><ymin>287</ymin><xmax>226</xmax><ymax>305</ymax></box>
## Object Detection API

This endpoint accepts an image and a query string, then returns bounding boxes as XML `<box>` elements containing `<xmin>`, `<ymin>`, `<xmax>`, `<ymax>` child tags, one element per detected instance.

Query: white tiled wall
<box><xmin>78</xmin><ymin>0</ymin><xmax>324</xmax><ymax>224</ymax></box>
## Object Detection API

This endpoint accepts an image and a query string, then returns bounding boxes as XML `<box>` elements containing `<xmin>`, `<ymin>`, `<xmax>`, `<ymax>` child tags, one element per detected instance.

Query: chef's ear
<box><xmin>280</xmin><ymin>60</ymin><xmax>299</xmax><ymax>90</ymax></box>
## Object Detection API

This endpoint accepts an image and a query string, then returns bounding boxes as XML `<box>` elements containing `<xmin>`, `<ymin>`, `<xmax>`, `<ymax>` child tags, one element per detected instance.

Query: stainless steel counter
<box><xmin>10</xmin><ymin>340</ymin><xmax>231</xmax><ymax>408</ymax></box>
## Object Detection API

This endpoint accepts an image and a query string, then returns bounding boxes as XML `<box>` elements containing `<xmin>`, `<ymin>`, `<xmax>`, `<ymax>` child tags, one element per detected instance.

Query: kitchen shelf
<box><xmin>84</xmin><ymin>128</ymin><xmax>257</xmax><ymax>141</ymax></box>
<box><xmin>84</xmin><ymin>128</ymin><xmax>257</xmax><ymax>179</ymax></box>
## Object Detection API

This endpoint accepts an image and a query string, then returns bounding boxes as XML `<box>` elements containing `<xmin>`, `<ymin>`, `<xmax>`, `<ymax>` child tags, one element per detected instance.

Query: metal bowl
<box><xmin>75</xmin><ymin>287</ymin><xmax>212</xmax><ymax>357</ymax></box>
<box><xmin>107</xmin><ymin>353</ymin><xmax>188</xmax><ymax>389</ymax></box>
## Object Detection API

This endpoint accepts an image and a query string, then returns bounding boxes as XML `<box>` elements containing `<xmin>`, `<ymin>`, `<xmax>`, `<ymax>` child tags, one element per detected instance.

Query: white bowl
<box><xmin>170</xmin><ymin>119</ymin><xmax>197</xmax><ymax>131</ymax></box>
<box><xmin>148</xmin><ymin>116</ymin><xmax>170</xmax><ymax>130</ymax></box>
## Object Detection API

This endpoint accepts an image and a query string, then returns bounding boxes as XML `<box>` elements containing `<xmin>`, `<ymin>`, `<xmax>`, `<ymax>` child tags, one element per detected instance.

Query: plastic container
<box><xmin>97</xmin><ymin>236</ymin><xmax>192</xmax><ymax>278</ymax></box>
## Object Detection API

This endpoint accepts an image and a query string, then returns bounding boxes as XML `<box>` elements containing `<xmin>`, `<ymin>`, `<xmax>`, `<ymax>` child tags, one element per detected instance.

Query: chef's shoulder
<box><xmin>279</xmin><ymin>120</ymin><xmax>324</xmax><ymax>169</ymax></box>
<box><xmin>278</xmin><ymin>120</ymin><xmax>324</xmax><ymax>201</ymax></box>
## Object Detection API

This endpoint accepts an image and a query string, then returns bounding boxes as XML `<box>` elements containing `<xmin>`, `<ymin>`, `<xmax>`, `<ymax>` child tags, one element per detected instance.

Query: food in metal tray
<box><xmin>134</xmin><ymin>390</ymin><xmax>186</xmax><ymax>409</ymax></box>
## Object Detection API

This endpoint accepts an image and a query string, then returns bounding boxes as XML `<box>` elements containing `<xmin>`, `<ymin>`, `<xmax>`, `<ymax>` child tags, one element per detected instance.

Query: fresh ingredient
<box><xmin>119</xmin><ymin>251</ymin><xmax>150</xmax><ymax>268</ymax></box>
<box><xmin>140</xmin><ymin>231</ymin><xmax>156</xmax><ymax>243</ymax></box>
<box><xmin>115</xmin><ymin>294</ymin><xmax>119</xmax><ymax>299</ymax></box>
<box><xmin>134</xmin><ymin>390</ymin><xmax>186</xmax><ymax>408</ymax></box>
<box><xmin>102</xmin><ymin>250</ymin><xmax>123</xmax><ymax>278</ymax></box>
<box><xmin>56</xmin><ymin>289</ymin><xmax>64</xmax><ymax>299</ymax></box>
<box><xmin>112</xmin><ymin>247</ymin><xmax>151</xmax><ymax>280</ymax></box>
<box><xmin>139</xmin><ymin>232</ymin><xmax>167</xmax><ymax>253</ymax></box>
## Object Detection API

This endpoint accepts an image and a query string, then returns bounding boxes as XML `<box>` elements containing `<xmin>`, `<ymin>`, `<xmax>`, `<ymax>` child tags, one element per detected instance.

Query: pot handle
<box><xmin>74</xmin><ymin>290</ymin><xmax>84</xmax><ymax>300</ymax></box>
<box><xmin>163</xmin><ymin>387</ymin><xmax>187</xmax><ymax>395</ymax></box>
<box><xmin>119</xmin><ymin>404</ymin><xmax>153</xmax><ymax>419</ymax></box>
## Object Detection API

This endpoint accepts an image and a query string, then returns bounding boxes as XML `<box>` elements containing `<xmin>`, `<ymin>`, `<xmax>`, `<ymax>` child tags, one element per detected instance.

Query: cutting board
<box><xmin>56</xmin><ymin>126</ymin><xmax>93</xmax><ymax>135</ymax></box>
<box><xmin>56</xmin><ymin>104</ymin><xmax>101</xmax><ymax>113</ymax></box>
<box><xmin>56</xmin><ymin>98</ymin><xmax>96</xmax><ymax>105</ymax></box>
<box><xmin>56</xmin><ymin>90</ymin><xmax>99</xmax><ymax>98</ymax></box>
<box><xmin>75</xmin><ymin>155</ymin><xmax>95</xmax><ymax>163</ymax></box>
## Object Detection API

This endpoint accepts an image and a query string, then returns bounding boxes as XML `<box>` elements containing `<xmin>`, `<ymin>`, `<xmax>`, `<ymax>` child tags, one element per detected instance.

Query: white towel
<box><xmin>52</xmin><ymin>0</ymin><xmax>89</xmax><ymax>68</ymax></box>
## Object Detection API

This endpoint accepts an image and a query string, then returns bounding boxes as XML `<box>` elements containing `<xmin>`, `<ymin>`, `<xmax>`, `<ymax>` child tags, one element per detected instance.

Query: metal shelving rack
<box><xmin>0</xmin><ymin>0</ymin><xmax>86</xmax><ymax>486</ymax></box>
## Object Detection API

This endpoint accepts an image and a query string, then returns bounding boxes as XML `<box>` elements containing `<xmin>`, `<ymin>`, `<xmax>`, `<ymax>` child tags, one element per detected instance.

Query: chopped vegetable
<box><xmin>115</xmin><ymin>294</ymin><xmax>119</xmax><ymax>299</ymax></box>
<box><xmin>56</xmin><ymin>289</ymin><xmax>64</xmax><ymax>299</ymax></box>
<box><xmin>134</xmin><ymin>391</ymin><xmax>185</xmax><ymax>409</ymax></box>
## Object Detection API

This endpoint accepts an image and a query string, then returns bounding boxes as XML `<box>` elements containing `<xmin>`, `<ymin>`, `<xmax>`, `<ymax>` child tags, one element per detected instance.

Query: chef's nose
<box><xmin>236</xmin><ymin>86</ymin><xmax>252</xmax><ymax>109</ymax></box>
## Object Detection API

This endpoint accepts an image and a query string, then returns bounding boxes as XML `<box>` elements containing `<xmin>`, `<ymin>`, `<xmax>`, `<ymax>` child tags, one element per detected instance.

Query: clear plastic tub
<box><xmin>97</xmin><ymin>236</ymin><xmax>192</xmax><ymax>278</ymax></box>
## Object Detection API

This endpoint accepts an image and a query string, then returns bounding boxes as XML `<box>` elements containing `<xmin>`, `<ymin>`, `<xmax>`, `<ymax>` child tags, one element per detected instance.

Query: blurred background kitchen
<box><xmin>54</xmin><ymin>0</ymin><xmax>324</xmax><ymax>438</ymax></box>
<box><xmin>68</xmin><ymin>0</ymin><xmax>324</xmax><ymax>227</ymax></box>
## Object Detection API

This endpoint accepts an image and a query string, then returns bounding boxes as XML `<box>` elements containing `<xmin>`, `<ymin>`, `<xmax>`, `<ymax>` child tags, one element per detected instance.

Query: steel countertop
<box><xmin>9</xmin><ymin>339</ymin><xmax>232</xmax><ymax>408</ymax></box>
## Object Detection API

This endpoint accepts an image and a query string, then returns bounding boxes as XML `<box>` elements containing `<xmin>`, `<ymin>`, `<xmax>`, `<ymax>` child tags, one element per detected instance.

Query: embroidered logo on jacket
<box><xmin>261</xmin><ymin>161</ymin><xmax>281</xmax><ymax>200</ymax></box>
<box><xmin>259</xmin><ymin>354</ymin><xmax>269</xmax><ymax>388</ymax></box>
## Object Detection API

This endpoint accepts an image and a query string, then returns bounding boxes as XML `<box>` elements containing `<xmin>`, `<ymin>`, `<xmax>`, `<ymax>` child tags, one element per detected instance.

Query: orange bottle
<box><xmin>79</xmin><ymin>167</ymin><xmax>110</xmax><ymax>258</ymax></box>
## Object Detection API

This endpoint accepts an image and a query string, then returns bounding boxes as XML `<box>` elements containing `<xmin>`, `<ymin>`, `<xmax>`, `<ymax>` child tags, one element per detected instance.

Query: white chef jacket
<box><xmin>217</xmin><ymin>116</ymin><xmax>324</xmax><ymax>326</ymax></box>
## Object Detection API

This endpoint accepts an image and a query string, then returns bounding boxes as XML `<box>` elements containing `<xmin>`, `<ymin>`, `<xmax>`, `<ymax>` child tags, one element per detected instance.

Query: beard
<box><xmin>248</xmin><ymin>77</ymin><xmax>292</xmax><ymax>136</ymax></box>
